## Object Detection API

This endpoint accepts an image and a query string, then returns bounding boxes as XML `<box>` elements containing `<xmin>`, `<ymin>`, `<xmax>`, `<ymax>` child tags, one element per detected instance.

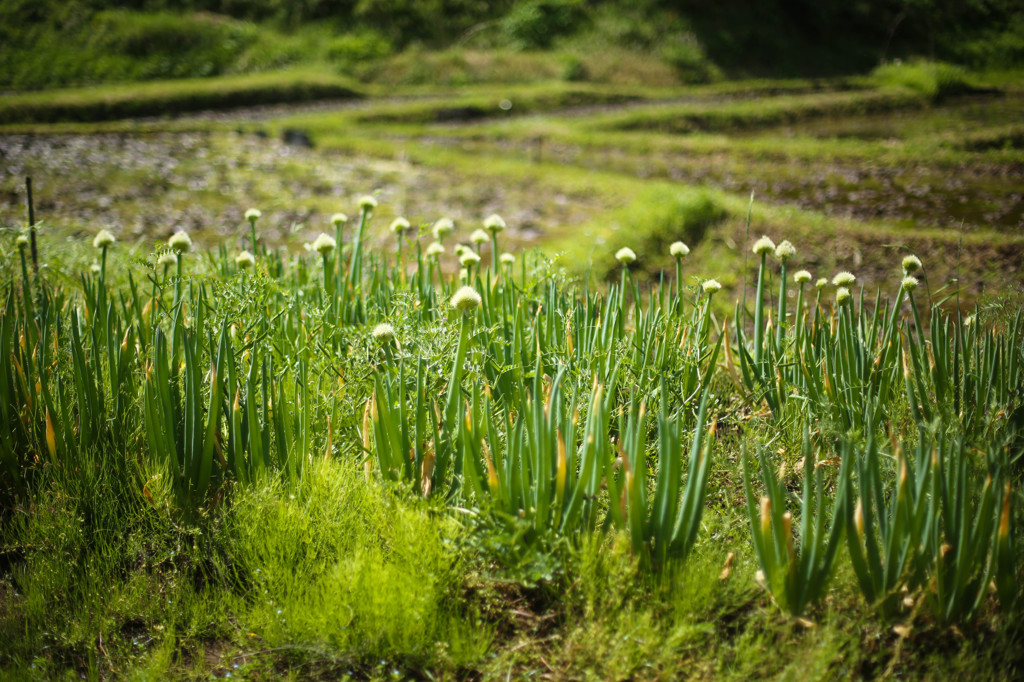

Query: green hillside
<box><xmin>2</xmin><ymin>0</ymin><xmax>1023</xmax><ymax>91</ymax></box>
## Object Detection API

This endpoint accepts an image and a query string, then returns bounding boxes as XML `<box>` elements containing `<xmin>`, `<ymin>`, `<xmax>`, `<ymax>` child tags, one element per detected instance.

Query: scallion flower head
<box><xmin>245</xmin><ymin>208</ymin><xmax>261</xmax><ymax>222</ymax></box>
<box><xmin>312</xmin><ymin>233</ymin><xmax>337</xmax><ymax>255</ymax></box>
<box><xmin>389</xmin><ymin>217</ymin><xmax>411</xmax><ymax>235</ymax></box>
<box><xmin>460</xmin><ymin>250</ymin><xmax>481</xmax><ymax>267</ymax></box>
<box><xmin>451</xmin><ymin>285</ymin><xmax>482</xmax><ymax>314</ymax></box>
<box><xmin>815</xmin><ymin>278</ymin><xmax>828</xmax><ymax>289</ymax></box>
<box><xmin>902</xmin><ymin>255</ymin><xmax>922</xmax><ymax>274</ymax></box>
<box><xmin>615</xmin><ymin>247</ymin><xmax>636</xmax><ymax>265</ymax></box>
<box><xmin>670</xmin><ymin>241</ymin><xmax>690</xmax><ymax>258</ymax></box>
<box><xmin>500</xmin><ymin>252</ymin><xmax>515</xmax><ymax>266</ymax></box>
<box><xmin>836</xmin><ymin>287</ymin><xmax>852</xmax><ymax>304</ymax></box>
<box><xmin>16</xmin><ymin>234</ymin><xmax>29</xmax><ymax>248</ymax></box>
<box><xmin>454</xmin><ymin>244</ymin><xmax>468</xmax><ymax>257</ymax></box>
<box><xmin>235</xmin><ymin>250</ymin><xmax>255</xmax><ymax>269</ymax></box>
<box><xmin>331</xmin><ymin>213</ymin><xmax>348</xmax><ymax>227</ymax></box>
<box><xmin>90</xmin><ymin>261</ymin><xmax>101</xmax><ymax>275</ymax></box>
<box><xmin>432</xmin><ymin>218</ymin><xmax>454</xmax><ymax>238</ymax></box>
<box><xmin>157</xmin><ymin>252</ymin><xmax>177</xmax><ymax>267</ymax></box>
<box><xmin>168</xmin><ymin>231</ymin><xmax>192</xmax><ymax>253</ymax></box>
<box><xmin>484</xmin><ymin>214</ymin><xmax>506</xmax><ymax>233</ymax></box>
<box><xmin>793</xmin><ymin>270</ymin><xmax>812</xmax><ymax>284</ymax></box>
<box><xmin>470</xmin><ymin>229</ymin><xmax>490</xmax><ymax>245</ymax></box>
<box><xmin>93</xmin><ymin>229</ymin><xmax>116</xmax><ymax>249</ymax></box>
<box><xmin>426</xmin><ymin>241</ymin><xmax>445</xmax><ymax>258</ymax></box>
<box><xmin>901</xmin><ymin>275</ymin><xmax>919</xmax><ymax>292</ymax></box>
<box><xmin>702</xmin><ymin>279</ymin><xmax>722</xmax><ymax>294</ymax></box>
<box><xmin>358</xmin><ymin>195</ymin><xmax>378</xmax><ymax>211</ymax></box>
<box><xmin>372</xmin><ymin>323</ymin><xmax>396</xmax><ymax>344</ymax></box>
<box><xmin>752</xmin><ymin>235</ymin><xmax>775</xmax><ymax>256</ymax></box>
<box><xmin>774</xmin><ymin>240</ymin><xmax>796</xmax><ymax>263</ymax></box>
<box><xmin>832</xmin><ymin>271</ymin><xmax>856</xmax><ymax>287</ymax></box>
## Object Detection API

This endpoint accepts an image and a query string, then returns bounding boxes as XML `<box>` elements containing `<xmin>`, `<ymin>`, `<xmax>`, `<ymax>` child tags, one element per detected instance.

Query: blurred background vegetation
<box><xmin>2</xmin><ymin>0</ymin><xmax>1022</xmax><ymax>91</ymax></box>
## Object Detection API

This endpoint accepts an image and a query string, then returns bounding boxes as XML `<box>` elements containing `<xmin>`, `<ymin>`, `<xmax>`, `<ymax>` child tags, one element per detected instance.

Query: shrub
<box><xmin>328</xmin><ymin>29</ymin><xmax>393</xmax><ymax>70</ymax></box>
<box><xmin>582</xmin><ymin>186</ymin><xmax>727</xmax><ymax>283</ymax></box>
<box><xmin>501</xmin><ymin>0</ymin><xmax>588</xmax><ymax>50</ymax></box>
<box><xmin>660</xmin><ymin>32</ymin><xmax>719</xmax><ymax>84</ymax></box>
<box><xmin>871</xmin><ymin>59</ymin><xmax>972</xmax><ymax>101</ymax></box>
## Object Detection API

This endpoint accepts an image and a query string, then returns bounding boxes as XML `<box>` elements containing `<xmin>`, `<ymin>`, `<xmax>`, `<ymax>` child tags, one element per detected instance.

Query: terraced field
<box><xmin>3</xmin><ymin>74</ymin><xmax>1022</xmax><ymax>307</ymax></box>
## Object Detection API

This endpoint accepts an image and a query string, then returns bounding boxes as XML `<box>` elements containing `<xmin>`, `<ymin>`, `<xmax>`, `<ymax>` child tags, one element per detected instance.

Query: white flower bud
<box><xmin>93</xmin><ymin>229</ymin><xmax>116</xmax><ymax>249</ymax></box>
<box><xmin>372</xmin><ymin>323</ymin><xmax>396</xmax><ymax>344</ymax></box>
<box><xmin>793</xmin><ymin>270</ymin><xmax>812</xmax><ymax>284</ymax></box>
<box><xmin>358</xmin><ymin>195</ymin><xmax>378</xmax><ymax>211</ymax></box>
<box><xmin>774</xmin><ymin>240</ymin><xmax>796</xmax><ymax>263</ymax></box>
<box><xmin>432</xmin><ymin>218</ymin><xmax>454</xmax><ymax>238</ymax></box>
<box><xmin>484</xmin><ymin>214</ymin><xmax>506</xmax><ymax>233</ymax></box>
<box><xmin>702</xmin><ymin>279</ymin><xmax>722</xmax><ymax>294</ymax></box>
<box><xmin>312</xmin><ymin>233</ymin><xmax>337</xmax><ymax>255</ymax></box>
<box><xmin>470</xmin><ymin>229</ymin><xmax>490</xmax><ymax>245</ymax></box>
<box><xmin>168</xmin><ymin>231</ymin><xmax>192</xmax><ymax>253</ymax></box>
<box><xmin>752</xmin><ymin>235</ymin><xmax>775</xmax><ymax>256</ymax></box>
<box><xmin>235</xmin><ymin>250</ymin><xmax>255</xmax><ymax>269</ymax></box>
<box><xmin>389</xmin><ymin>217</ymin><xmax>410</xmax><ymax>235</ymax></box>
<box><xmin>902</xmin><ymin>255</ymin><xmax>922</xmax><ymax>274</ymax></box>
<box><xmin>245</xmin><ymin>208</ymin><xmax>261</xmax><ymax>222</ymax></box>
<box><xmin>832</xmin><ymin>271</ymin><xmax>856</xmax><ymax>287</ymax></box>
<box><xmin>615</xmin><ymin>247</ymin><xmax>636</xmax><ymax>265</ymax></box>
<box><xmin>451</xmin><ymin>285</ymin><xmax>482</xmax><ymax>314</ymax></box>
<box><xmin>670</xmin><ymin>241</ymin><xmax>690</xmax><ymax>258</ymax></box>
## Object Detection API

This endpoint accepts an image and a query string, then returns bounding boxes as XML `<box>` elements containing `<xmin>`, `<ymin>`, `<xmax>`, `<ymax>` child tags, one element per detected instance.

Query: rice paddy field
<box><xmin>1</xmin><ymin>62</ymin><xmax>1023</xmax><ymax>680</ymax></box>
